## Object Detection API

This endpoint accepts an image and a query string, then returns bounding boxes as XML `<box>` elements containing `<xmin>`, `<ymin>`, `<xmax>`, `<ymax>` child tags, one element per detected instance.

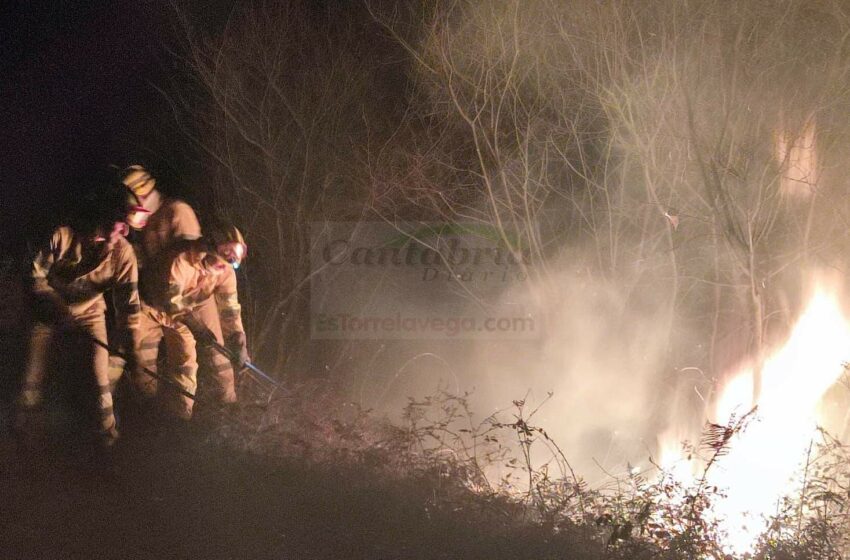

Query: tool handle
<box><xmin>90</xmin><ymin>337</ymin><xmax>197</xmax><ymax>401</ymax></box>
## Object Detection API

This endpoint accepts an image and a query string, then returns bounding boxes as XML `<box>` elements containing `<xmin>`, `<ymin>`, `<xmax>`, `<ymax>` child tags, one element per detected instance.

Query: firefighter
<box><xmin>135</xmin><ymin>227</ymin><xmax>249</xmax><ymax>418</ymax></box>
<box><xmin>193</xmin><ymin>224</ymin><xmax>249</xmax><ymax>404</ymax></box>
<box><xmin>120</xmin><ymin>164</ymin><xmax>203</xmax><ymax>418</ymax></box>
<box><xmin>17</xmin><ymin>188</ymin><xmax>141</xmax><ymax>445</ymax></box>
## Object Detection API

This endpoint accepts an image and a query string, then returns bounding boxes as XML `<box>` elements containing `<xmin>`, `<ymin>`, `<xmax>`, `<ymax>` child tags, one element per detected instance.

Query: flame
<box><xmin>660</xmin><ymin>279</ymin><xmax>850</xmax><ymax>554</ymax></box>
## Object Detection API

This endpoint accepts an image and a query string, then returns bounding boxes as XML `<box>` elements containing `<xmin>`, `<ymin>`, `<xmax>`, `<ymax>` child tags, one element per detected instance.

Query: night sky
<box><xmin>0</xmin><ymin>0</ymin><xmax>190</xmax><ymax>255</ymax></box>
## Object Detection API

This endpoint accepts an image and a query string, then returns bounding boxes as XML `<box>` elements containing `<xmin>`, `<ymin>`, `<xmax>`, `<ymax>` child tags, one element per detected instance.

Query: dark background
<box><xmin>0</xmin><ymin>0</ymin><xmax>222</xmax><ymax>258</ymax></box>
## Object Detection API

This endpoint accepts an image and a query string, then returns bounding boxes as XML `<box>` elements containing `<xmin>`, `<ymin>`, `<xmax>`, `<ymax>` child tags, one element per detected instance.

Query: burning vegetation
<box><xmin>205</xmin><ymin>372</ymin><xmax>850</xmax><ymax>559</ymax></box>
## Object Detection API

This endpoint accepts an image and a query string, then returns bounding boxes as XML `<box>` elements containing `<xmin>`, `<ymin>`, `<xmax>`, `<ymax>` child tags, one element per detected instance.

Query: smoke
<box><xmin>462</xmin><ymin>254</ymin><xmax>685</xmax><ymax>480</ymax></box>
<box><xmin>346</xmin><ymin>235</ymin><xmax>692</xmax><ymax>482</ymax></box>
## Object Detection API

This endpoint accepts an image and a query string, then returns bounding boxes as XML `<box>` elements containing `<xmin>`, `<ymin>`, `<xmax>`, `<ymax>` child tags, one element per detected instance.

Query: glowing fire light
<box><xmin>662</xmin><ymin>280</ymin><xmax>850</xmax><ymax>555</ymax></box>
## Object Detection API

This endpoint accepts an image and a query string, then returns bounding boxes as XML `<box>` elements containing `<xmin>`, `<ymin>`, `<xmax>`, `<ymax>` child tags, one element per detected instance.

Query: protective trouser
<box><xmin>193</xmin><ymin>296</ymin><xmax>237</xmax><ymax>403</ymax></box>
<box><xmin>135</xmin><ymin>307</ymin><xmax>198</xmax><ymax>419</ymax></box>
<box><xmin>20</xmin><ymin>304</ymin><xmax>119</xmax><ymax>436</ymax></box>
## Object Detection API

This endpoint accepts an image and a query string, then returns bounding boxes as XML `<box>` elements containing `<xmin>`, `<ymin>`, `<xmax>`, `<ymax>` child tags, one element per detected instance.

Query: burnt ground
<box><xmin>0</xmin><ymin>295</ymin><xmax>580</xmax><ymax>560</ymax></box>
<box><xmin>0</xmin><ymin>326</ymin><xmax>575</xmax><ymax>560</ymax></box>
<box><xmin>0</xmin><ymin>408</ymin><xmax>578</xmax><ymax>560</ymax></box>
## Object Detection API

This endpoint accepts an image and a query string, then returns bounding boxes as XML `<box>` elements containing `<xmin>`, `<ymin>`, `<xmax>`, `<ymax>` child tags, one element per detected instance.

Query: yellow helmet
<box><xmin>121</xmin><ymin>164</ymin><xmax>157</xmax><ymax>198</ymax></box>
<box><xmin>210</xmin><ymin>224</ymin><xmax>247</xmax><ymax>269</ymax></box>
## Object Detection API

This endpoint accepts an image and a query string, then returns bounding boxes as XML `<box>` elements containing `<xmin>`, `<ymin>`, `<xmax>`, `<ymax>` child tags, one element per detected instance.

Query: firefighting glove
<box><xmin>226</xmin><ymin>331</ymin><xmax>250</xmax><ymax>366</ymax></box>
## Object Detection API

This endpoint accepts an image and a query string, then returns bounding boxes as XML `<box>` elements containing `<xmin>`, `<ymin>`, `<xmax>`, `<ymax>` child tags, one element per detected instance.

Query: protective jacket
<box><xmin>138</xmin><ymin>198</ymin><xmax>201</xmax><ymax>267</ymax></box>
<box><xmin>31</xmin><ymin>227</ymin><xmax>141</xmax><ymax>331</ymax></box>
<box><xmin>164</xmin><ymin>252</ymin><xmax>245</xmax><ymax>335</ymax></box>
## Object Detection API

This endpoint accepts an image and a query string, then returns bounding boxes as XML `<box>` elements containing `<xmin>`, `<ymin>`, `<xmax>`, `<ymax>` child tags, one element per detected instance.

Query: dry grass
<box><xmin>200</xmin><ymin>382</ymin><xmax>850</xmax><ymax>559</ymax></box>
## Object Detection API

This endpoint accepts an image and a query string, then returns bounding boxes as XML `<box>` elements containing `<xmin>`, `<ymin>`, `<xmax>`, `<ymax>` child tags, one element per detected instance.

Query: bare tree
<box><xmin>169</xmin><ymin>1</ymin><xmax>407</xmax><ymax>372</ymax></box>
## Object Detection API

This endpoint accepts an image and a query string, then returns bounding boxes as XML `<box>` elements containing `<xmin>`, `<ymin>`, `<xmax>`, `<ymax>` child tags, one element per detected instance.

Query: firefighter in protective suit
<box><xmin>17</xmin><ymin>189</ymin><xmax>142</xmax><ymax>444</ymax></box>
<box><xmin>120</xmin><ymin>164</ymin><xmax>203</xmax><ymax>414</ymax></box>
<box><xmin>193</xmin><ymin>224</ymin><xmax>249</xmax><ymax>404</ymax></box>
<box><xmin>135</xmin><ymin>226</ymin><xmax>249</xmax><ymax>418</ymax></box>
